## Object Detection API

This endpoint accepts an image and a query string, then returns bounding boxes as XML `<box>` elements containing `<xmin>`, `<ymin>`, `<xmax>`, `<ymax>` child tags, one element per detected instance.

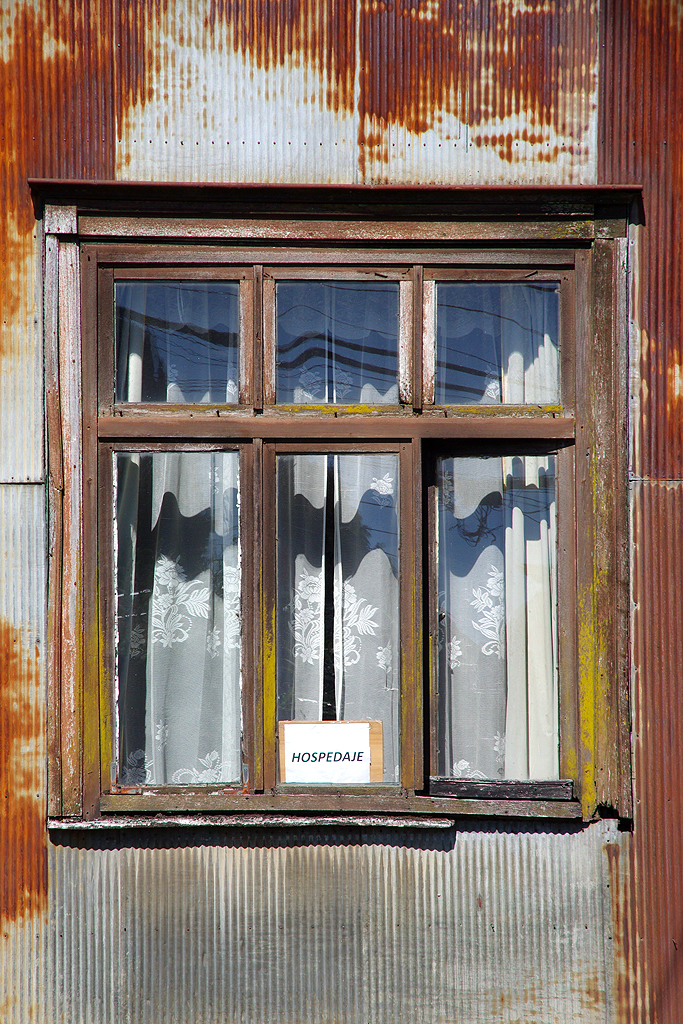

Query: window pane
<box><xmin>435</xmin><ymin>282</ymin><xmax>559</xmax><ymax>404</ymax></box>
<box><xmin>436</xmin><ymin>454</ymin><xmax>558</xmax><ymax>780</ymax></box>
<box><xmin>277</xmin><ymin>453</ymin><xmax>400</xmax><ymax>784</ymax></box>
<box><xmin>116</xmin><ymin>451</ymin><xmax>241</xmax><ymax>786</ymax></box>
<box><xmin>116</xmin><ymin>282</ymin><xmax>239</xmax><ymax>404</ymax></box>
<box><xmin>276</xmin><ymin>281</ymin><xmax>399</xmax><ymax>404</ymax></box>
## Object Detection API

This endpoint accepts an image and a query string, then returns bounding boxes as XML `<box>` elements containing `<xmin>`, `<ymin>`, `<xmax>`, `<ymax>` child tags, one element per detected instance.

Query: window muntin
<box><xmin>115</xmin><ymin>281</ymin><xmax>240</xmax><ymax>404</ymax></box>
<box><xmin>276</xmin><ymin>451</ymin><xmax>401</xmax><ymax>785</ymax></box>
<box><xmin>115</xmin><ymin>449</ymin><xmax>242</xmax><ymax>787</ymax></box>
<box><xmin>424</xmin><ymin>280</ymin><xmax>560</xmax><ymax>406</ymax></box>
<box><xmin>434</xmin><ymin>452</ymin><xmax>558</xmax><ymax>782</ymax></box>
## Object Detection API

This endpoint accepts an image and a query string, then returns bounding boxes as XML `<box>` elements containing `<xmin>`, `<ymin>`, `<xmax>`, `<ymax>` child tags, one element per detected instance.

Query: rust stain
<box><xmin>1</xmin><ymin>1</ymin><xmax>115</xmax><ymax>361</ymax></box>
<box><xmin>580</xmin><ymin>973</ymin><xmax>603</xmax><ymax>1010</ymax></box>
<box><xmin>115</xmin><ymin>1</ymin><xmax>596</xmax><ymax>178</ymax></box>
<box><xmin>356</xmin><ymin>0</ymin><xmax>596</xmax><ymax>176</ymax></box>
<box><xmin>0</xmin><ymin>618</ymin><xmax>47</xmax><ymax>925</ymax></box>
<box><xmin>602</xmin><ymin>0</ymin><xmax>683</xmax><ymax>479</ymax></box>
<box><xmin>603</xmin><ymin>2</ymin><xmax>683</xmax><ymax>1021</ymax></box>
<box><xmin>605</xmin><ymin>840</ymin><xmax>634</xmax><ymax>1022</ymax></box>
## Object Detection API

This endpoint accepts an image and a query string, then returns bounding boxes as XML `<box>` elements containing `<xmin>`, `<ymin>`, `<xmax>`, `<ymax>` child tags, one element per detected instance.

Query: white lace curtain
<box><xmin>276</xmin><ymin>453</ymin><xmax>400</xmax><ymax>783</ymax></box>
<box><xmin>437</xmin><ymin>453</ymin><xmax>558</xmax><ymax>780</ymax></box>
<box><xmin>116</xmin><ymin>451</ymin><xmax>242</xmax><ymax>786</ymax></box>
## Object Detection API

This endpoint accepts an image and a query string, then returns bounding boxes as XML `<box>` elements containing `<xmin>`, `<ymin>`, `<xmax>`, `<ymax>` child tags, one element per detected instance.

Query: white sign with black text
<box><xmin>281</xmin><ymin>721</ymin><xmax>372</xmax><ymax>784</ymax></box>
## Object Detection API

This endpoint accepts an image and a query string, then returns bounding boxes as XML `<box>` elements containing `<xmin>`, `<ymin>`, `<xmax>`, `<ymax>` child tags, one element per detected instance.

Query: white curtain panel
<box><xmin>276</xmin><ymin>453</ymin><xmax>400</xmax><ymax>783</ymax></box>
<box><xmin>437</xmin><ymin>453</ymin><xmax>558</xmax><ymax>781</ymax></box>
<box><xmin>116</xmin><ymin>451</ymin><xmax>242</xmax><ymax>786</ymax></box>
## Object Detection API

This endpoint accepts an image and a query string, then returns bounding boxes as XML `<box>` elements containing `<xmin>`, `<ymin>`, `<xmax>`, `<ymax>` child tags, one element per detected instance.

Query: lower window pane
<box><xmin>436</xmin><ymin>454</ymin><xmax>558</xmax><ymax>781</ymax></box>
<box><xmin>277</xmin><ymin>453</ymin><xmax>400</xmax><ymax>784</ymax></box>
<box><xmin>115</xmin><ymin>451</ymin><xmax>241</xmax><ymax>786</ymax></box>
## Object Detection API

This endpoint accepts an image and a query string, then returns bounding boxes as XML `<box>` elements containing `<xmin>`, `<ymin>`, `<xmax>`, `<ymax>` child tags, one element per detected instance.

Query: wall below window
<box><xmin>36</xmin><ymin>821</ymin><xmax>628</xmax><ymax>1024</ymax></box>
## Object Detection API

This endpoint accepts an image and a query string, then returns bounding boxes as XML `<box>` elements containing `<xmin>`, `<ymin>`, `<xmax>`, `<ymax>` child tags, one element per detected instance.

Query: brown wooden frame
<box><xmin>36</xmin><ymin>183</ymin><xmax>634</xmax><ymax>825</ymax></box>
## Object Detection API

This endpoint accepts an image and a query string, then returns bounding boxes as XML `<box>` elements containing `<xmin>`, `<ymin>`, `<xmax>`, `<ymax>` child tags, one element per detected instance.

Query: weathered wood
<box><xmin>97</xmin><ymin>791</ymin><xmax>582</xmax><ymax>818</ymax></box>
<box><xmin>428</xmin><ymin>779</ymin><xmax>574</xmax><ymax>800</ymax></box>
<box><xmin>45</xmin><ymin>235</ymin><xmax>63</xmax><ymax>818</ymax></box>
<box><xmin>76</xmin><ymin>216</ymin><xmax>597</xmax><ymax>243</ymax></box>
<box><xmin>98</xmin><ymin>414</ymin><xmax>576</xmax><ymax>441</ymax></box>
<box><xmin>58</xmin><ymin>241</ymin><xmax>84</xmax><ymax>817</ymax></box>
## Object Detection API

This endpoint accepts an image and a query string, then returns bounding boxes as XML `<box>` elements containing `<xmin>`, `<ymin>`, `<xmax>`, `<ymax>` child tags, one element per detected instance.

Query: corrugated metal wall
<box><xmin>2</xmin><ymin>0</ymin><xmax>681</xmax><ymax>1020</ymax></box>
<box><xmin>40</xmin><ymin>822</ymin><xmax>623</xmax><ymax>1024</ymax></box>
<box><xmin>600</xmin><ymin>4</ymin><xmax>683</xmax><ymax>1022</ymax></box>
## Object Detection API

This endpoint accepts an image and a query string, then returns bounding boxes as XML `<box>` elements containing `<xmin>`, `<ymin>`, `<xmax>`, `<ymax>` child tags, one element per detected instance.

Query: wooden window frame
<box><xmin>36</xmin><ymin>183</ymin><xmax>634</xmax><ymax>826</ymax></box>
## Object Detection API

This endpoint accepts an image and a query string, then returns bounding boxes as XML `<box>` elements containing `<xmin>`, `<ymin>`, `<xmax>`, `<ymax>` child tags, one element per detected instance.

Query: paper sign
<box><xmin>281</xmin><ymin>721</ymin><xmax>372</xmax><ymax>784</ymax></box>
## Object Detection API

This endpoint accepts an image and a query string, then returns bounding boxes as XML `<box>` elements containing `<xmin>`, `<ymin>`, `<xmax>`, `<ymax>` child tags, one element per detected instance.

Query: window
<box><xmin>39</xmin><ymin>185</ymin><xmax>633</xmax><ymax>823</ymax></box>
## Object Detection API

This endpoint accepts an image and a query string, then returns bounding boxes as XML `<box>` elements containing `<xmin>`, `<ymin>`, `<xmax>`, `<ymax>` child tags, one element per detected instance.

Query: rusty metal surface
<box><xmin>1</xmin><ymin>2</ymin><xmax>675</xmax><ymax>1021</ymax></box>
<box><xmin>629</xmin><ymin>481</ymin><xmax>683</xmax><ymax>1024</ymax></box>
<box><xmin>35</xmin><ymin>821</ymin><xmax>622</xmax><ymax>1024</ymax></box>
<box><xmin>0</xmin><ymin>485</ymin><xmax>47</xmax><ymax>1024</ymax></box>
<box><xmin>600</xmin><ymin>5</ymin><xmax>683</xmax><ymax>1023</ymax></box>
<box><xmin>0</xmin><ymin>0</ymin><xmax>115</xmax><ymax>482</ymax></box>
<box><xmin>115</xmin><ymin>0</ymin><xmax>599</xmax><ymax>185</ymax></box>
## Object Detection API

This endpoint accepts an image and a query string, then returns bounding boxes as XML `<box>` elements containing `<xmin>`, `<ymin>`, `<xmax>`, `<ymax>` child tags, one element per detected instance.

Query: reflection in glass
<box><xmin>116</xmin><ymin>282</ymin><xmax>239</xmax><ymax>404</ymax></box>
<box><xmin>436</xmin><ymin>454</ymin><xmax>558</xmax><ymax>780</ymax></box>
<box><xmin>276</xmin><ymin>281</ymin><xmax>399</xmax><ymax>404</ymax></box>
<box><xmin>435</xmin><ymin>282</ymin><xmax>559</xmax><ymax>404</ymax></box>
<box><xmin>116</xmin><ymin>451</ymin><xmax>241</xmax><ymax>785</ymax></box>
<box><xmin>277</xmin><ymin>453</ymin><xmax>400</xmax><ymax>783</ymax></box>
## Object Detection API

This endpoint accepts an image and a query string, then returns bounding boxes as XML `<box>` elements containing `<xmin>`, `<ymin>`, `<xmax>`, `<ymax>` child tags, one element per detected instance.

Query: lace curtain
<box><xmin>276</xmin><ymin>453</ymin><xmax>400</xmax><ymax>783</ymax></box>
<box><xmin>116</xmin><ymin>451</ymin><xmax>242</xmax><ymax>786</ymax></box>
<box><xmin>437</xmin><ymin>453</ymin><xmax>558</xmax><ymax>780</ymax></box>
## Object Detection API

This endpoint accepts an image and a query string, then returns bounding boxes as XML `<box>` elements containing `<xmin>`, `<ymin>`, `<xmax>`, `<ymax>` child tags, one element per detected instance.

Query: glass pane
<box><xmin>436</xmin><ymin>454</ymin><xmax>558</xmax><ymax>781</ymax></box>
<box><xmin>435</xmin><ymin>282</ymin><xmax>559</xmax><ymax>405</ymax></box>
<box><xmin>116</xmin><ymin>451</ymin><xmax>241</xmax><ymax>785</ymax></box>
<box><xmin>276</xmin><ymin>281</ymin><xmax>399</xmax><ymax>404</ymax></box>
<box><xmin>116</xmin><ymin>281</ymin><xmax>239</xmax><ymax>404</ymax></box>
<box><xmin>277</xmin><ymin>453</ymin><xmax>400</xmax><ymax>784</ymax></box>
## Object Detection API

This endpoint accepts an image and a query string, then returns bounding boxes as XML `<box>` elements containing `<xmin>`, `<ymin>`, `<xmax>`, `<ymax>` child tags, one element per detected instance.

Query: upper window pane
<box><xmin>435</xmin><ymin>282</ymin><xmax>559</xmax><ymax>405</ymax></box>
<box><xmin>276</xmin><ymin>281</ymin><xmax>399</xmax><ymax>404</ymax></box>
<box><xmin>116</xmin><ymin>282</ymin><xmax>240</xmax><ymax>404</ymax></box>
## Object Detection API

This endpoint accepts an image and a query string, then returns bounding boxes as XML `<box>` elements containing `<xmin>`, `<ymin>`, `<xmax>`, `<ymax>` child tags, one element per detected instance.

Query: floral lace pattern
<box><xmin>171</xmin><ymin>750</ymin><xmax>227</xmax><ymax>784</ymax></box>
<box><xmin>151</xmin><ymin>555</ymin><xmax>210</xmax><ymax>648</ymax></box>
<box><xmin>471</xmin><ymin>565</ymin><xmax>505</xmax><ymax>658</ymax></box>
<box><xmin>290</xmin><ymin>567</ymin><xmax>380</xmax><ymax>668</ymax></box>
<box><xmin>119</xmin><ymin>748</ymin><xmax>151</xmax><ymax>786</ymax></box>
<box><xmin>370</xmin><ymin>473</ymin><xmax>394</xmax><ymax>506</ymax></box>
<box><xmin>376</xmin><ymin>642</ymin><xmax>392</xmax><ymax>672</ymax></box>
<box><xmin>221</xmin><ymin>565</ymin><xmax>241</xmax><ymax>651</ymax></box>
<box><xmin>451</xmin><ymin>758</ymin><xmax>487</xmax><ymax>780</ymax></box>
<box><xmin>297</xmin><ymin>367</ymin><xmax>353</xmax><ymax>402</ymax></box>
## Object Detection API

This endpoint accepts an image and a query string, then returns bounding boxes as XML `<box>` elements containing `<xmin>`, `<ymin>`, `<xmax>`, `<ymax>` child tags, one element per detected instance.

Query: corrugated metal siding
<box><xmin>600</xmin><ymin>4</ymin><xmax>683</xmax><ymax>1023</ymax></box>
<box><xmin>115</xmin><ymin>0</ymin><xmax>599</xmax><ymax>185</ymax></box>
<box><xmin>2</xmin><ymin>1</ymin><xmax>677</xmax><ymax>1022</ymax></box>
<box><xmin>41</xmin><ymin>822</ymin><xmax>622</xmax><ymax>1024</ymax></box>
<box><xmin>0</xmin><ymin>484</ymin><xmax>47</xmax><ymax>1024</ymax></box>
<box><xmin>630</xmin><ymin>481</ymin><xmax>683</xmax><ymax>1024</ymax></box>
<box><xmin>0</xmin><ymin>1</ymin><xmax>115</xmax><ymax>483</ymax></box>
